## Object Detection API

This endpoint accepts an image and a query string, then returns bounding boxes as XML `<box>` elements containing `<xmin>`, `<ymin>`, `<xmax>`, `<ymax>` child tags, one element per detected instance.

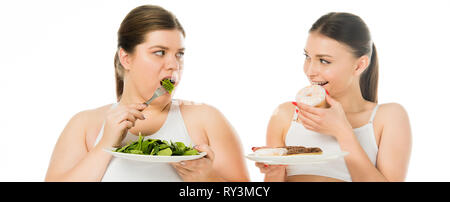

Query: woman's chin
<box><xmin>160</xmin><ymin>92</ymin><xmax>173</xmax><ymax>100</ymax></box>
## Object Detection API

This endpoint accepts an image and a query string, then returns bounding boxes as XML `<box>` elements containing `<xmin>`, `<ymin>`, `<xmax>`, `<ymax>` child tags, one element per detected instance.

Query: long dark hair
<box><xmin>114</xmin><ymin>5</ymin><xmax>185</xmax><ymax>101</ymax></box>
<box><xmin>310</xmin><ymin>12</ymin><xmax>378</xmax><ymax>103</ymax></box>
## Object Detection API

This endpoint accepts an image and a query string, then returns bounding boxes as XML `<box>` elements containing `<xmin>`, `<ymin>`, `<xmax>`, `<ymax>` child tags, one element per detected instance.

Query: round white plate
<box><xmin>246</xmin><ymin>151</ymin><xmax>349</xmax><ymax>165</ymax></box>
<box><xmin>103</xmin><ymin>148</ymin><xmax>207</xmax><ymax>163</ymax></box>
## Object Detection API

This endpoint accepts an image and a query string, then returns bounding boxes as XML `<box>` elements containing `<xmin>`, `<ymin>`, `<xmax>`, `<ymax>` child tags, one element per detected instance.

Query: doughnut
<box><xmin>295</xmin><ymin>85</ymin><xmax>328</xmax><ymax>108</ymax></box>
<box><xmin>253</xmin><ymin>148</ymin><xmax>288</xmax><ymax>156</ymax></box>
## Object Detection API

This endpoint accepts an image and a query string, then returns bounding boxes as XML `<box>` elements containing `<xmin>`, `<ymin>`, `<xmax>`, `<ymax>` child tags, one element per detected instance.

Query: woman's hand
<box><xmin>295</xmin><ymin>95</ymin><xmax>353</xmax><ymax>140</ymax></box>
<box><xmin>98</xmin><ymin>103</ymin><xmax>147</xmax><ymax>148</ymax></box>
<box><xmin>255</xmin><ymin>162</ymin><xmax>287</xmax><ymax>181</ymax></box>
<box><xmin>171</xmin><ymin>144</ymin><xmax>220</xmax><ymax>182</ymax></box>
<box><xmin>252</xmin><ymin>147</ymin><xmax>287</xmax><ymax>182</ymax></box>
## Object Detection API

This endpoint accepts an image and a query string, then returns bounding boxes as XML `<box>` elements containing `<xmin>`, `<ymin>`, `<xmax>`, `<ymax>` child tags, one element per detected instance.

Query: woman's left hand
<box><xmin>295</xmin><ymin>94</ymin><xmax>353</xmax><ymax>140</ymax></box>
<box><xmin>171</xmin><ymin>144</ymin><xmax>218</xmax><ymax>182</ymax></box>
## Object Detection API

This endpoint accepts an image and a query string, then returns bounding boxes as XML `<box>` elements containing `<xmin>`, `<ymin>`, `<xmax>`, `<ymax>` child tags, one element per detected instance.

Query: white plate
<box><xmin>246</xmin><ymin>151</ymin><xmax>349</xmax><ymax>165</ymax></box>
<box><xmin>103</xmin><ymin>148</ymin><xmax>207</xmax><ymax>163</ymax></box>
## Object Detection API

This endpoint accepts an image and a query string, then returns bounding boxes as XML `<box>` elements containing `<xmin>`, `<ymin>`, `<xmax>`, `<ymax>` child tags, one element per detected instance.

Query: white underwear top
<box><xmin>285</xmin><ymin>105</ymin><xmax>379</xmax><ymax>182</ymax></box>
<box><xmin>94</xmin><ymin>99</ymin><xmax>194</xmax><ymax>182</ymax></box>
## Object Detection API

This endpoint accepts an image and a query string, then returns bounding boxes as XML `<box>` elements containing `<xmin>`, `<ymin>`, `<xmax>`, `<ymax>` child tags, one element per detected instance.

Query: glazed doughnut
<box><xmin>295</xmin><ymin>85</ymin><xmax>328</xmax><ymax>108</ymax></box>
<box><xmin>253</xmin><ymin>148</ymin><xmax>288</xmax><ymax>156</ymax></box>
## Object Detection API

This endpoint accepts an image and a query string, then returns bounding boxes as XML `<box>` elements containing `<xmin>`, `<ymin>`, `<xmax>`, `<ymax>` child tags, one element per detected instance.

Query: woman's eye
<box><xmin>320</xmin><ymin>59</ymin><xmax>330</xmax><ymax>64</ymax></box>
<box><xmin>303</xmin><ymin>53</ymin><xmax>310</xmax><ymax>60</ymax></box>
<box><xmin>154</xmin><ymin>50</ymin><xmax>165</xmax><ymax>56</ymax></box>
<box><xmin>176</xmin><ymin>52</ymin><xmax>184</xmax><ymax>58</ymax></box>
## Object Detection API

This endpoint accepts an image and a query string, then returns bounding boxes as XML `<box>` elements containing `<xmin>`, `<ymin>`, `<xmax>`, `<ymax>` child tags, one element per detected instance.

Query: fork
<box><xmin>143</xmin><ymin>86</ymin><xmax>168</xmax><ymax>106</ymax></box>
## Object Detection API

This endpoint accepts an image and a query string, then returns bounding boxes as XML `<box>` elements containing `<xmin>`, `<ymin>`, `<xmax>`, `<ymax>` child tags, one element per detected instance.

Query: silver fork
<box><xmin>143</xmin><ymin>86</ymin><xmax>168</xmax><ymax>105</ymax></box>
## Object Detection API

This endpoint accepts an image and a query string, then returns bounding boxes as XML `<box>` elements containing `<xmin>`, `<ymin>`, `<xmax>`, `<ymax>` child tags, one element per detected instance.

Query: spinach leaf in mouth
<box><xmin>161</xmin><ymin>79</ymin><xmax>174</xmax><ymax>94</ymax></box>
<box><xmin>114</xmin><ymin>133</ymin><xmax>200</xmax><ymax>156</ymax></box>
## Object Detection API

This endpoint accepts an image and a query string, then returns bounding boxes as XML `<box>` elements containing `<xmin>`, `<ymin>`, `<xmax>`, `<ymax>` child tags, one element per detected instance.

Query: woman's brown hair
<box><xmin>114</xmin><ymin>5</ymin><xmax>185</xmax><ymax>101</ymax></box>
<box><xmin>310</xmin><ymin>12</ymin><xmax>378</xmax><ymax>103</ymax></box>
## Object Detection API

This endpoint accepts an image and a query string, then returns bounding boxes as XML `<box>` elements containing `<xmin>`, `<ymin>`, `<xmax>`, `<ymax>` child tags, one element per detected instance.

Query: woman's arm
<box><xmin>337</xmin><ymin>103</ymin><xmax>412</xmax><ymax>182</ymax></box>
<box><xmin>297</xmin><ymin>96</ymin><xmax>412</xmax><ymax>181</ymax></box>
<box><xmin>172</xmin><ymin>104</ymin><xmax>250</xmax><ymax>182</ymax></box>
<box><xmin>203</xmin><ymin>105</ymin><xmax>250</xmax><ymax>181</ymax></box>
<box><xmin>45</xmin><ymin>111</ymin><xmax>112</xmax><ymax>181</ymax></box>
<box><xmin>261</xmin><ymin>102</ymin><xmax>294</xmax><ymax>182</ymax></box>
<box><xmin>45</xmin><ymin>103</ymin><xmax>147</xmax><ymax>181</ymax></box>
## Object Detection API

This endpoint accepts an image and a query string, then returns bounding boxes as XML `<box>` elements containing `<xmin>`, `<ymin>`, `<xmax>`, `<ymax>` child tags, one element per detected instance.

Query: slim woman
<box><xmin>255</xmin><ymin>12</ymin><xmax>412</xmax><ymax>182</ymax></box>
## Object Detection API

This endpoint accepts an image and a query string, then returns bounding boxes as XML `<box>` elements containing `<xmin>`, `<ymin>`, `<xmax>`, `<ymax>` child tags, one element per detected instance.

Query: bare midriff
<box><xmin>286</xmin><ymin>175</ymin><xmax>346</xmax><ymax>182</ymax></box>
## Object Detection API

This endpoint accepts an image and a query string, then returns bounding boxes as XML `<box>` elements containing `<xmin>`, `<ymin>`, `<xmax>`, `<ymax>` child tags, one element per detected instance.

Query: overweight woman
<box><xmin>45</xmin><ymin>5</ymin><xmax>249</xmax><ymax>182</ymax></box>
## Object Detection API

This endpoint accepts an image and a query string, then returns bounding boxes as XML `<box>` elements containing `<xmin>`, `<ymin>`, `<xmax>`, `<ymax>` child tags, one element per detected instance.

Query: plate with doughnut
<box><xmin>246</xmin><ymin>146</ymin><xmax>349</xmax><ymax>165</ymax></box>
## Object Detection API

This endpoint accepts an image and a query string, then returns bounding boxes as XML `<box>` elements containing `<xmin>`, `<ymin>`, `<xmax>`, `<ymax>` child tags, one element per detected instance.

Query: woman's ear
<box><xmin>354</xmin><ymin>55</ymin><xmax>370</xmax><ymax>76</ymax></box>
<box><xmin>119</xmin><ymin>48</ymin><xmax>132</xmax><ymax>71</ymax></box>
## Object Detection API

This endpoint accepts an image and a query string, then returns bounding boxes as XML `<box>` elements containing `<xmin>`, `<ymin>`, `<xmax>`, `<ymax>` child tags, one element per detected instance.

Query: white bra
<box><xmin>284</xmin><ymin>105</ymin><xmax>379</xmax><ymax>182</ymax></box>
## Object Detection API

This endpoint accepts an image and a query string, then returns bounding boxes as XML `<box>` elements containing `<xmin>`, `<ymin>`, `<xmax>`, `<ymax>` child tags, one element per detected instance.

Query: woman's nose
<box><xmin>166</xmin><ymin>56</ymin><xmax>180</xmax><ymax>70</ymax></box>
<box><xmin>305</xmin><ymin>62</ymin><xmax>319</xmax><ymax>77</ymax></box>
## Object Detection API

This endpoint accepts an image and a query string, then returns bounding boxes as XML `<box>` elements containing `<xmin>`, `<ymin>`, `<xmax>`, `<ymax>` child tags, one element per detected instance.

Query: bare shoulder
<box><xmin>379</xmin><ymin>102</ymin><xmax>408</xmax><ymax>112</ymax></box>
<box><xmin>265</xmin><ymin>102</ymin><xmax>297</xmax><ymax>146</ymax></box>
<box><xmin>71</xmin><ymin>104</ymin><xmax>112</xmax><ymax>126</ymax></box>
<box><xmin>178</xmin><ymin>99</ymin><xmax>233</xmax><ymax>135</ymax></box>
<box><xmin>178</xmin><ymin>99</ymin><xmax>223</xmax><ymax>120</ymax></box>
<box><xmin>267</xmin><ymin>101</ymin><xmax>296</xmax><ymax>131</ymax></box>
<box><xmin>178</xmin><ymin>99</ymin><xmax>237</xmax><ymax>144</ymax></box>
<box><xmin>63</xmin><ymin>104</ymin><xmax>113</xmax><ymax>140</ymax></box>
<box><xmin>375</xmin><ymin>103</ymin><xmax>412</xmax><ymax>181</ymax></box>
<box><xmin>274</xmin><ymin>101</ymin><xmax>296</xmax><ymax>120</ymax></box>
<box><xmin>377</xmin><ymin>102</ymin><xmax>409</xmax><ymax>122</ymax></box>
<box><xmin>46</xmin><ymin>104</ymin><xmax>114</xmax><ymax>180</ymax></box>
<box><xmin>375</xmin><ymin>102</ymin><xmax>411</xmax><ymax>142</ymax></box>
<box><xmin>178</xmin><ymin>99</ymin><xmax>215</xmax><ymax>110</ymax></box>
<box><xmin>87</xmin><ymin>103</ymin><xmax>113</xmax><ymax>117</ymax></box>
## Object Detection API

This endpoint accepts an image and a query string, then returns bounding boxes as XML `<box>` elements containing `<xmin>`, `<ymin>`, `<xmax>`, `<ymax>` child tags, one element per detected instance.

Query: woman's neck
<box><xmin>333</xmin><ymin>83</ymin><xmax>369</xmax><ymax>113</ymax></box>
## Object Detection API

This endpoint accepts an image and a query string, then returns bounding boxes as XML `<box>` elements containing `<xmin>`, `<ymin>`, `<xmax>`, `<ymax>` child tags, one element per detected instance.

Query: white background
<box><xmin>1</xmin><ymin>0</ymin><xmax>449</xmax><ymax>182</ymax></box>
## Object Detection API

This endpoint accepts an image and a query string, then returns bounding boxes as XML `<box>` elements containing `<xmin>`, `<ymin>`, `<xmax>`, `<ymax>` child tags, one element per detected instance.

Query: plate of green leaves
<box><xmin>103</xmin><ymin>134</ymin><xmax>206</xmax><ymax>163</ymax></box>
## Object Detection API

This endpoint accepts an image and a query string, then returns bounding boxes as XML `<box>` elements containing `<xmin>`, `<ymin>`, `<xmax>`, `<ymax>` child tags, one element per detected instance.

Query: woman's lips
<box><xmin>311</xmin><ymin>81</ymin><xmax>329</xmax><ymax>86</ymax></box>
<box><xmin>161</xmin><ymin>76</ymin><xmax>176</xmax><ymax>84</ymax></box>
<box><xmin>161</xmin><ymin>71</ymin><xmax>179</xmax><ymax>85</ymax></box>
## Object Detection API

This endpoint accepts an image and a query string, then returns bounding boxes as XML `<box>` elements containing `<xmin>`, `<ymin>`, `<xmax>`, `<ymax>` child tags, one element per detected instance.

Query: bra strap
<box><xmin>292</xmin><ymin>106</ymin><xmax>299</xmax><ymax>121</ymax></box>
<box><xmin>368</xmin><ymin>105</ymin><xmax>380</xmax><ymax>123</ymax></box>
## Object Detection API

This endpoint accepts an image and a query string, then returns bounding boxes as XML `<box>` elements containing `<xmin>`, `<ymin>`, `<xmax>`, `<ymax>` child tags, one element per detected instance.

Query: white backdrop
<box><xmin>1</xmin><ymin>0</ymin><xmax>449</xmax><ymax>182</ymax></box>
